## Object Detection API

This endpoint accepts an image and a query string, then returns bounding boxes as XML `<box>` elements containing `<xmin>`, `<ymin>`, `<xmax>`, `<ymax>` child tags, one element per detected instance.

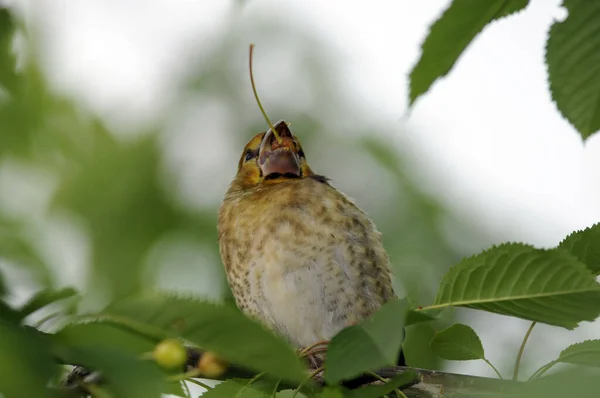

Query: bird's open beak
<box><xmin>258</xmin><ymin>120</ymin><xmax>301</xmax><ymax>178</ymax></box>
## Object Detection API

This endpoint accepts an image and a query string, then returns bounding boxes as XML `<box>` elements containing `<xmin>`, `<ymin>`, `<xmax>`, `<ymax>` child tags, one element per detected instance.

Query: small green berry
<box><xmin>152</xmin><ymin>338</ymin><xmax>187</xmax><ymax>370</ymax></box>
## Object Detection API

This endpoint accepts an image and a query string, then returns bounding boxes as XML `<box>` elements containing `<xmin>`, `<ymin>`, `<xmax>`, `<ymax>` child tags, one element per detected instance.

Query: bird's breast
<box><xmin>218</xmin><ymin>179</ymin><xmax>396</xmax><ymax>348</ymax></box>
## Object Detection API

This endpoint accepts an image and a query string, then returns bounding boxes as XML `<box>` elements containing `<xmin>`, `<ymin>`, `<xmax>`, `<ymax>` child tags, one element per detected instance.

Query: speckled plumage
<box><xmin>218</xmin><ymin>121</ymin><xmax>397</xmax><ymax>350</ymax></box>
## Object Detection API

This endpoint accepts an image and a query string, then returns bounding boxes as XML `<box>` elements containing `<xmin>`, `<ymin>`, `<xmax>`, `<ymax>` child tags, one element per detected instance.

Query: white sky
<box><xmin>9</xmin><ymin>0</ymin><xmax>600</xmax><ymax>391</ymax></box>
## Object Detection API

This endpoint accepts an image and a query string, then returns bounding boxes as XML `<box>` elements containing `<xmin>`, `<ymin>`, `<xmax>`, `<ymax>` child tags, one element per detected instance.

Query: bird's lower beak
<box><xmin>258</xmin><ymin>120</ymin><xmax>301</xmax><ymax>178</ymax></box>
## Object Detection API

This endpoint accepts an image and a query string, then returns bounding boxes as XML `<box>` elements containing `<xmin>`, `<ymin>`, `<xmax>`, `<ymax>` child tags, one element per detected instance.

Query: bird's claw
<box><xmin>305</xmin><ymin>353</ymin><xmax>324</xmax><ymax>370</ymax></box>
<box><xmin>299</xmin><ymin>340</ymin><xmax>329</xmax><ymax>370</ymax></box>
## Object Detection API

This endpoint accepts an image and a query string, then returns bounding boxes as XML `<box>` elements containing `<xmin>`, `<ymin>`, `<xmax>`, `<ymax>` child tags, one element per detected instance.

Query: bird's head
<box><xmin>231</xmin><ymin>120</ymin><xmax>316</xmax><ymax>190</ymax></box>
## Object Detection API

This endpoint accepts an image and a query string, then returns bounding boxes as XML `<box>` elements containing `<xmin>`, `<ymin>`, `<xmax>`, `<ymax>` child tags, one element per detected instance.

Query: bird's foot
<box><xmin>304</xmin><ymin>353</ymin><xmax>324</xmax><ymax>370</ymax></box>
<box><xmin>299</xmin><ymin>340</ymin><xmax>329</xmax><ymax>370</ymax></box>
<box><xmin>299</xmin><ymin>340</ymin><xmax>330</xmax><ymax>356</ymax></box>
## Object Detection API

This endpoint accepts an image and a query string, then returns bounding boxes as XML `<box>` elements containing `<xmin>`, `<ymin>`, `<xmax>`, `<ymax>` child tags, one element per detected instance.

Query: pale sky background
<box><xmin>7</xmin><ymin>0</ymin><xmax>600</xmax><ymax>393</ymax></box>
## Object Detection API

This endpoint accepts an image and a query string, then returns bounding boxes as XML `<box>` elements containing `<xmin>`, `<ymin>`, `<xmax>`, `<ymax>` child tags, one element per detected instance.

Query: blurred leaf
<box><xmin>0</xmin><ymin>6</ymin><xmax>17</xmax><ymax>93</ymax></box>
<box><xmin>405</xmin><ymin>308</ymin><xmax>441</xmax><ymax>326</ymax></box>
<box><xmin>0</xmin><ymin>60</ymin><xmax>102</xmax><ymax>161</ymax></box>
<box><xmin>546</xmin><ymin>0</ymin><xmax>600</xmax><ymax>140</ymax></box>
<box><xmin>426</xmin><ymin>243</ymin><xmax>600</xmax><ymax>329</ymax></box>
<box><xmin>56</xmin><ymin>344</ymin><xmax>165</xmax><ymax>398</ymax></box>
<box><xmin>360</xmin><ymin>137</ymin><xmax>406</xmax><ymax>177</ymax></box>
<box><xmin>0</xmin><ymin>214</ymin><xmax>52</xmax><ymax>285</ymax></box>
<box><xmin>54</xmin><ymin>131</ymin><xmax>179</xmax><ymax>300</ymax></box>
<box><xmin>409</xmin><ymin>0</ymin><xmax>529</xmax><ymax>104</ymax></box>
<box><xmin>101</xmin><ymin>293</ymin><xmax>307</xmax><ymax>384</ymax></box>
<box><xmin>53</xmin><ymin>321</ymin><xmax>157</xmax><ymax>357</ymax></box>
<box><xmin>555</xmin><ymin>339</ymin><xmax>600</xmax><ymax>367</ymax></box>
<box><xmin>0</xmin><ymin>268</ymin><xmax>4</xmax><ymax>297</ymax></box>
<box><xmin>0</xmin><ymin>66</ymin><xmax>52</xmax><ymax>157</ymax></box>
<box><xmin>430</xmin><ymin>323</ymin><xmax>485</xmax><ymax>361</ymax></box>
<box><xmin>276</xmin><ymin>390</ymin><xmax>307</xmax><ymax>398</ymax></box>
<box><xmin>54</xmin><ymin>322</ymin><xmax>187</xmax><ymax>396</ymax></box>
<box><xmin>513</xmin><ymin>368</ymin><xmax>600</xmax><ymax>398</ymax></box>
<box><xmin>317</xmin><ymin>387</ymin><xmax>346</xmax><ymax>398</ymax></box>
<box><xmin>0</xmin><ymin>320</ymin><xmax>58</xmax><ymax>398</ymax></box>
<box><xmin>346</xmin><ymin>371</ymin><xmax>418</xmax><ymax>398</ymax></box>
<box><xmin>403</xmin><ymin>323</ymin><xmax>441</xmax><ymax>369</ymax></box>
<box><xmin>164</xmin><ymin>381</ymin><xmax>188</xmax><ymax>397</ymax></box>
<box><xmin>325</xmin><ymin>299</ymin><xmax>408</xmax><ymax>385</ymax></box>
<box><xmin>558</xmin><ymin>223</ymin><xmax>600</xmax><ymax>274</ymax></box>
<box><xmin>0</xmin><ymin>300</ymin><xmax>22</xmax><ymax>324</ymax></box>
<box><xmin>18</xmin><ymin>287</ymin><xmax>78</xmax><ymax>318</ymax></box>
<box><xmin>0</xmin><ymin>5</ymin><xmax>97</xmax><ymax>159</ymax></box>
<box><xmin>201</xmin><ymin>378</ymin><xmax>275</xmax><ymax>398</ymax></box>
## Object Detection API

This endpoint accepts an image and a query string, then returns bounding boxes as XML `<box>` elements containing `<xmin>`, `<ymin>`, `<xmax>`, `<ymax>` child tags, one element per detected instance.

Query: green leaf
<box><xmin>347</xmin><ymin>371</ymin><xmax>418</xmax><ymax>398</ymax></box>
<box><xmin>53</xmin><ymin>321</ymin><xmax>157</xmax><ymax>357</ymax></box>
<box><xmin>54</xmin><ymin>323</ymin><xmax>187</xmax><ymax>396</ymax></box>
<box><xmin>317</xmin><ymin>386</ymin><xmax>346</xmax><ymax>398</ymax></box>
<box><xmin>430</xmin><ymin>323</ymin><xmax>485</xmax><ymax>361</ymax></box>
<box><xmin>556</xmin><ymin>339</ymin><xmax>600</xmax><ymax>367</ymax></box>
<box><xmin>325</xmin><ymin>298</ymin><xmax>408</xmax><ymax>385</ymax></box>
<box><xmin>201</xmin><ymin>379</ymin><xmax>274</xmax><ymax>398</ymax></box>
<box><xmin>546</xmin><ymin>0</ymin><xmax>600</xmax><ymax>140</ymax></box>
<box><xmin>101</xmin><ymin>293</ymin><xmax>307</xmax><ymax>384</ymax></box>
<box><xmin>405</xmin><ymin>308</ymin><xmax>443</xmax><ymax>326</ymax></box>
<box><xmin>57</xmin><ymin>344</ymin><xmax>165</xmax><ymax>398</ymax></box>
<box><xmin>276</xmin><ymin>390</ymin><xmax>307</xmax><ymax>398</ymax></box>
<box><xmin>558</xmin><ymin>223</ymin><xmax>600</xmax><ymax>274</ymax></box>
<box><xmin>0</xmin><ymin>320</ymin><xmax>58</xmax><ymax>398</ymax></box>
<box><xmin>427</xmin><ymin>243</ymin><xmax>600</xmax><ymax>329</ymax></box>
<box><xmin>18</xmin><ymin>287</ymin><xmax>78</xmax><ymax>318</ymax></box>
<box><xmin>164</xmin><ymin>381</ymin><xmax>188</xmax><ymax>397</ymax></box>
<box><xmin>409</xmin><ymin>0</ymin><xmax>529</xmax><ymax>104</ymax></box>
<box><xmin>403</xmin><ymin>323</ymin><xmax>440</xmax><ymax>370</ymax></box>
<box><xmin>0</xmin><ymin>300</ymin><xmax>22</xmax><ymax>324</ymax></box>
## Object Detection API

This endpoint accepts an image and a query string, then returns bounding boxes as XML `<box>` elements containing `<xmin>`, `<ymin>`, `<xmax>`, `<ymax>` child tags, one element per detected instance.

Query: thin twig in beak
<box><xmin>249</xmin><ymin>44</ymin><xmax>282</xmax><ymax>144</ymax></box>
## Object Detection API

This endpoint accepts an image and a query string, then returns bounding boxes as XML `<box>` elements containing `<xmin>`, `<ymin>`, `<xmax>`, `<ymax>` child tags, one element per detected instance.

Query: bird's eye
<box><xmin>298</xmin><ymin>149</ymin><xmax>305</xmax><ymax>158</ymax></box>
<box><xmin>244</xmin><ymin>150</ymin><xmax>255</xmax><ymax>162</ymax></box>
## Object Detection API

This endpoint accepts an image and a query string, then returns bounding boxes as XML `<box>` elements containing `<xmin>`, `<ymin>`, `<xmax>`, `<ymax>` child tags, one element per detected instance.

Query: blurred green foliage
<box><xmin>1</xmin><ymin>3</ymin><xmax>600</xmax><ymax>398</ymax></box>
<box><xmin>0</xmin><ymin>2</ymin><xmax>489</xmax><ymax>396</ymax></box>
<box><xmin>0</xmin><ymin>319</ymin><xmax>60</xmax><ymax>397</ymax></box>
<box><xmin>53</xmin><ymin>132</ymin><xmax>181</xmax><ymax>300</ymax></box>
<box><xmin>0</xmin><ymin>0</ymin><xmax>470</xmax><ymax>367</ymax></box>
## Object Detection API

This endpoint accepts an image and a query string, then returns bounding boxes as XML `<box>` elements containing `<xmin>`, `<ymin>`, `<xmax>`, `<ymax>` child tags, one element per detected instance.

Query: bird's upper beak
<box><xmin>258</xmin><ymin>120</ymin><xmax>301</xmax><ymax>178</ymax></box>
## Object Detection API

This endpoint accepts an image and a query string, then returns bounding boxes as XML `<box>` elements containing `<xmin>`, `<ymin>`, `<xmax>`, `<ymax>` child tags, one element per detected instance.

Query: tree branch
<box><xmin>60</xmin><ymin>347</ymin><xmax>520</xmax><ymax>397</ymax></box>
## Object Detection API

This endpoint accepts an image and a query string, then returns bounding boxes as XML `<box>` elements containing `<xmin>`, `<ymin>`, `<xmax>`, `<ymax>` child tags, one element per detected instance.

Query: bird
<box><xmin>217</xmin><ymin>120</ymin><xmax>405</xmax><ymax>367</ymax></box>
